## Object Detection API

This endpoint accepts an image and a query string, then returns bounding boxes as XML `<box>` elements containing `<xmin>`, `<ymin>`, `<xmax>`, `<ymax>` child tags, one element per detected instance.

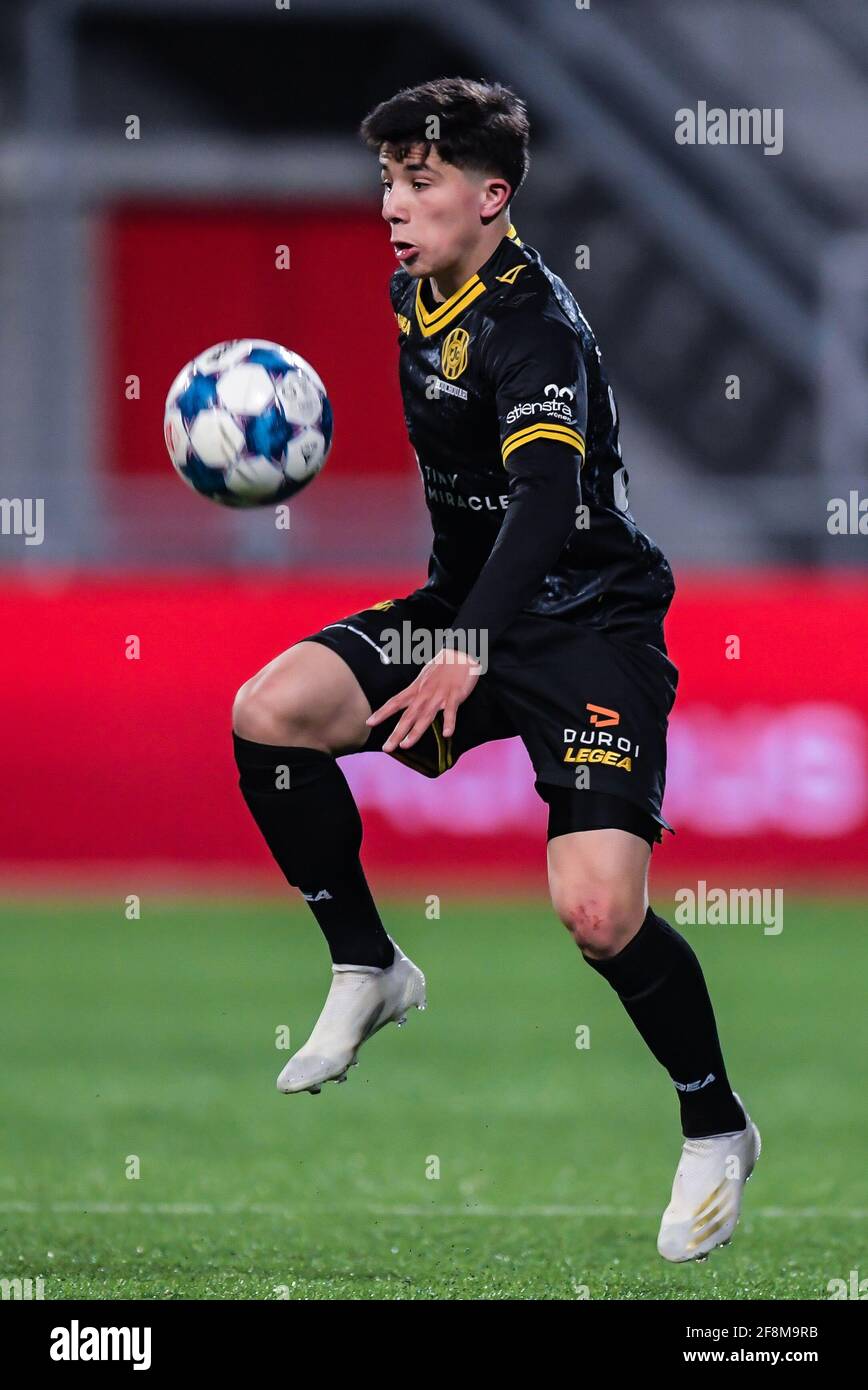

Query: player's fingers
<box><xmin>381</xmin><ymin>701</ymin><xmax>426</xmax><ymax>752</ymax></box>
<box><xmin>441</xmin><ymin>698</ymin><xmax>459</xmax><ymax>739</ymax></box>
<box><xmin>379</xmin><ymin>697</ymin><xmax>432</xmax><ymax>753</ymax></box>
<box><xmin>366</xmin><ymin>684</ymin><xmax>417</xmax><ymax>726</ymax></box>
<box><xmin>397</xmin><ymin>701</ymin><xmax>443</xmax><ymax>750</ymax></box>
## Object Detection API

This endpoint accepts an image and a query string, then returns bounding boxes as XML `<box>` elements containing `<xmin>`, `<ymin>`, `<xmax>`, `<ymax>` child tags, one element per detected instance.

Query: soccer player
<box><xmin>232</xmin><ymin>77</ymin><xmax>760</xmax><ymax>1262</ymax></box>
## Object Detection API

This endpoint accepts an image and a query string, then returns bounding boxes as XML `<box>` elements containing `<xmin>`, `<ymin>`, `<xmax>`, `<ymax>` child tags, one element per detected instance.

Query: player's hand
<box><xmin>366</xmin><ymin>647</ymin><xmax>483</xmax><ymax>752</ymax></box>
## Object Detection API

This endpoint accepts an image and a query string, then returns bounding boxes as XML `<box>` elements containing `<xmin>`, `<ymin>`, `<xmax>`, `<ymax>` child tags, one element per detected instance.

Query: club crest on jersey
<box><xmin>441</xmin><ymin>328</ymin><xmax>470</xmax><ymax>381</ymax></box>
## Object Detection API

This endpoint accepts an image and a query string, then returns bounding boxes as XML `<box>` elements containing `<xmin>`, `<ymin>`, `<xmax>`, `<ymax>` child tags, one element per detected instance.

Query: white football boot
<box><xmin>276</xmin><ymin>937</ymin><xmax>426</xmax><ymax>1095</ymax></box>
<box><xmin>657</xmin><ymin>1092</ymin><xmax>761</xmax><ymax>1263</ymax></box>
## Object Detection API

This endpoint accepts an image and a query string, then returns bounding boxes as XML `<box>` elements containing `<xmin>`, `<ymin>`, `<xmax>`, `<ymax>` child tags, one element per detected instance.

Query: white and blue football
<box><xmin>163</xmin><ymin>339</ymin><xmax>333</xmax><ymax>506</ymax></box>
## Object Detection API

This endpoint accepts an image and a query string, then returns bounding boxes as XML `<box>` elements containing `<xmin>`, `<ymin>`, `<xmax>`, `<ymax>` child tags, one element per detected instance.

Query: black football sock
<box><xmin>582</xmin><ymin>906</ymin><xmax>746</xmax><ymax>1139</ymax></box>
<box><xmin>233</xmin><ymin>733</ymin><xmax>395</xmax><ymax>970</ymax></box>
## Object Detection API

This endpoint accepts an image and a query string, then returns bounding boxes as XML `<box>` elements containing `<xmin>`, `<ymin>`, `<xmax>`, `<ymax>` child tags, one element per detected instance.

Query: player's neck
<box><xmin>428</xmin><ymin>222</ymin><xmax>510</xmax><ymax>302</ymax></box>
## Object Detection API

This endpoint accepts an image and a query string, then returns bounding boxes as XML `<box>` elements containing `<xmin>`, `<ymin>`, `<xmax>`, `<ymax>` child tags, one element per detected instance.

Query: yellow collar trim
<box><xmin>414</xmin><ymin>224</ymin><xmax>522</xmax><ymax>337</ymax></box>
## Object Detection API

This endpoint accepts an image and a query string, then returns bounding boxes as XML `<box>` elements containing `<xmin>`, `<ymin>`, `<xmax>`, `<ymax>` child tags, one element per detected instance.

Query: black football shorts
<box><xmin>300</xmin><ymin>588</ymin><xmax>678</xmax><ymax>846</ymax></box>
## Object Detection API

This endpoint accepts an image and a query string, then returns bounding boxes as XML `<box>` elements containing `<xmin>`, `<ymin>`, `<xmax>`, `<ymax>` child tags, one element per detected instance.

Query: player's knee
<box><xmin>553</xmin><ymin>883</ymin><xmax>644</xmax><ymax>957</ymax></box>
<box><xmin>232</xmin><ymin>672</ymin><xmax>320</xmax><ymax>748</ymax></box>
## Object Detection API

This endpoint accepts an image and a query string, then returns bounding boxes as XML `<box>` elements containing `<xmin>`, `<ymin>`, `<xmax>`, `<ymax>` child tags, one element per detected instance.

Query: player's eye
<box><xmin>412</xmin><ymin>181</ymin><xmax>428</xmax><ymax>190</ymax></box>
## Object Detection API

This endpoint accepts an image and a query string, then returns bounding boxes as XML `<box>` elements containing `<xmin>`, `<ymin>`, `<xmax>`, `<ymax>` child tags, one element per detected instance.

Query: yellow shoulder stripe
<box><xmin>502</xmin><ymin>423</ymin><xmax>586</xmax><ymax>464</ymax></box>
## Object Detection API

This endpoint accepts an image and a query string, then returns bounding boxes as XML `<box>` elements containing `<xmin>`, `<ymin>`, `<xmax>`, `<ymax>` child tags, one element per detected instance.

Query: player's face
<box><xmin>379</xmin><ymin>143</ymin><xmax>499</xmax><ymax>280</ymax></box>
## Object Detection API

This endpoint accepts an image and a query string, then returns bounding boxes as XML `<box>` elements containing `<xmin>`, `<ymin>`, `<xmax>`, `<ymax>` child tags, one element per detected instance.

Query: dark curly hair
<box><xmin>359</xmin><ymin>76</ymin><xmax>531</xmax><ymax>202</ymax></box>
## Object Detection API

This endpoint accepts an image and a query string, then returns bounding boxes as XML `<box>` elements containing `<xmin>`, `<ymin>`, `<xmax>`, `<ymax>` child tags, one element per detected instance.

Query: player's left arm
<box><xmin>443</xmin><ymin>310</ymin><xmax>587</xmax><ymax>648</ymax></box>
<box><xmin>368</xmin><ymin>312</ymin><xmax>587</xmax><ymax>752</ymax></box>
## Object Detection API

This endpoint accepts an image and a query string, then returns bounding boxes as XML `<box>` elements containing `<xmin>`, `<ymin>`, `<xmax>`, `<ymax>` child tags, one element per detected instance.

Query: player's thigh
<box><xmin>232</xmin><ymin>639</ymin><xmax>372</xmax><ymax>753</ymax></box>
<box><xmin>547</xmin><ymin>825</ymin><xmax>650</xmax><ymax>958</ymax></box>
<box><xmin>290</xmin><ymin>590</ymin><xmax>518</xmax><ymax>776</ymax></box>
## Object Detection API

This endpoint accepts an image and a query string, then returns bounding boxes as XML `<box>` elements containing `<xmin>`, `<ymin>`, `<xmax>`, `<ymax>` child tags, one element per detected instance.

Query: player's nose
<box><xmin>382</xmin><ymin>189</ymin><xmax>408</xmax><ymax>224</ymax></box>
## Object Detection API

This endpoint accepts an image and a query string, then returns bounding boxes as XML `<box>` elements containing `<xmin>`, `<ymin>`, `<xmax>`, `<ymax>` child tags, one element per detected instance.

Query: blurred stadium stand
<box><xmin>1</xmin><ymin>0</ymin><xmax>867</xmax><ymax>572</ymax></box>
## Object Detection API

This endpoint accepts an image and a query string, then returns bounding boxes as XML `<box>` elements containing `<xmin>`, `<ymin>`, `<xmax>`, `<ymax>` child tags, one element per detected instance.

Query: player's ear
<box><xmin>480</xmin><ymin>177</ymin><xmax>511</xmax><ymax>223</ymax></box>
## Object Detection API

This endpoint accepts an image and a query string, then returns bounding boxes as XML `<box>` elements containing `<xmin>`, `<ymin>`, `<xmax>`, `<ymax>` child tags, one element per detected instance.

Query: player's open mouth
<box><xmin>393</xmin><ymin>241</ymin><xmax>419</xmax><ymax>263</ymax></box>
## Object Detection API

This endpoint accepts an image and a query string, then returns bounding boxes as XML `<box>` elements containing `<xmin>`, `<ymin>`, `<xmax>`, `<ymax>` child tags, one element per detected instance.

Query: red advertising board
<box><xmin>1</xmin><ymin>573</ymin><xmax>865</xmax><ymax>888</ymax></box>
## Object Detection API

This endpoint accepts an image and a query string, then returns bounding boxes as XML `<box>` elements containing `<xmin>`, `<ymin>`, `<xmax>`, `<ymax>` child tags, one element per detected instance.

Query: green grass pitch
<box><xmin>1</xmin><ymin>895</ymin><xmax>865</xmax><ymax>1300</ymax></box>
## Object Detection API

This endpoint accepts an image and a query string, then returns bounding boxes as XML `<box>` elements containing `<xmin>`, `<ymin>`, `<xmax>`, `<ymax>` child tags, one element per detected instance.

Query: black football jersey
<box><xmin>389</xmin><ymin>223</ymin><xmax>675</xmax><ymax>651</ymax></box>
